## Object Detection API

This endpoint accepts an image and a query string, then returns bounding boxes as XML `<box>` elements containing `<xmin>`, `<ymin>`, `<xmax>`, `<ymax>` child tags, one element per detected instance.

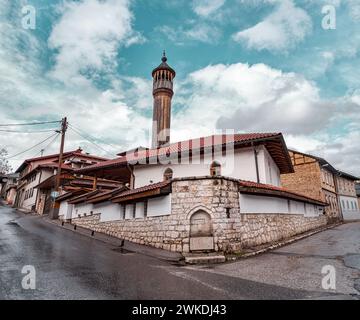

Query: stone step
<box><xmin>185</xmin><ymin>255</ymin><xmax>226</xmax><ymax>265</ymax></box>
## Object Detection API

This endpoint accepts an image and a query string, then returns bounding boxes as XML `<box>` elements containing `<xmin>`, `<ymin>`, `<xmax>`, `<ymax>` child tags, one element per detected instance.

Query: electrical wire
<box><xmin>0</xmin><ymin>120</ymin><xmax>61</xmax><ymax>127</ymax></box>
<box><xmin>30</xmin><ymin>133</ymin><xmax>60</xmax><ymax>158</ymax></box>
<box><xmin>69</xmin><ymin>122</ymin><xmax>120</xmax><ymax>150</ymax></box>
<box><xmin>5</xmin><ymin>132</ymin><xmax>59</xmax><ymax>160</ymax></box>
<box><xmin>0</xmin><ymin>129</ymin><xmax>57</xmax><ymax>133</ymax></box>
<box><xmin>68</xmin><ymin>124</ymin><xmax>115</xmax><ymax>157</ymax></box>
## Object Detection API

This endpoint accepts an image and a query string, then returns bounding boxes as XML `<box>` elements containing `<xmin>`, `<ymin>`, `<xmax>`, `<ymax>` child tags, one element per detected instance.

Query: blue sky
<box><xmin>0</xmin><ymin>0</ymin><xmax>359</xmax><ymax>175</ymax></box>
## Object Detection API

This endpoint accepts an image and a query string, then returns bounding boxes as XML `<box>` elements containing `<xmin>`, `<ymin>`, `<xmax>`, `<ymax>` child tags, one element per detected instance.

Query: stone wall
<box><xmin>281</xmin><ymin>161</ymin><xmax>323</xmax><ymax>202</ymax></box>
<box><xmin>71</xmin><ymin>177</ymin><xmax>328</xmax><ymax>254</ymax></box>
<box><xmin>281</xmin><ymin>154</ymin><xmax>341</xmax><ymax>222</ymax></box>
<box><xmin>216</xmin><ymin>213</ymin><xmax>327</xmax><ymax>253</ymax></box>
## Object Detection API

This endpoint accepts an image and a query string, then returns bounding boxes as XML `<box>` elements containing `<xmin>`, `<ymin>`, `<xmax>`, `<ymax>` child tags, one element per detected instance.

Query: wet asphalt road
<box><xmin>0</xmin><ymin>203</ymin><xmax>357</xmax><ymax>300</ymax></box>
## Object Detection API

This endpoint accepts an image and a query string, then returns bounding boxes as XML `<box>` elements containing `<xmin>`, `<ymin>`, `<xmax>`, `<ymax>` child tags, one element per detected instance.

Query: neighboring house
<box><xmin>281</xmin><ymin>150</ymin><xmax>341</xmax><ymax>222</ymax></box>
<box><xmin>55</xmin><ymin>54</ymin><xmax>328</xmax><ymax>254</ymax></box>
<box><xmin>0</xmin><ymin>174</ymin><xmax>6</xmax><ymax>195</ymax></box>
<box><xmin>0</xmin><ymin>173</ymin><xmax>19</xmax><ymax>205</ymax></box>
<box><xmin>14</xmin><ymin>148</ymin><xmax>109</xmax><ymax>213</ymax></box>
<box><xmin>336</xmin><ymin>171</ymin><xmax>360</xmax><ymax>221</ymax></box>
<box><xmin>356</xmin><ymin>183</ymin><xmax>360</xmax><ymax>211</ymax></box>
<box><xmin>37</xmin><ymin>175</ymin><xmax>123</xmax><ymax>216</ymax></box>
<box><xmin>1</xmin><ymin>173</ymin><xmax>19</xmax><ymax>205</ymax></box>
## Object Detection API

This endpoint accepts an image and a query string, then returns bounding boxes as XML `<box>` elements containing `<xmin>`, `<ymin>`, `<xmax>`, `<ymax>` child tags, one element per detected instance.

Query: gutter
<box><xmin>34</xmin><ymin>169</ymin><xmax>43</xmax><ymax>214</ymax></box>
<box><xmin>252</xmin><ymin>143</ymin><xmax>260</xmax><ymax>183</ymax></box>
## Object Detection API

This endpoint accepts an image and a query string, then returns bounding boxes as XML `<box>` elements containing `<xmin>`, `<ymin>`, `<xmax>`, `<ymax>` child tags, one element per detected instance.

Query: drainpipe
<box><xmin>127</xmin><ymin>164</ymin><xmax>135</xmax><ymax>189</ymax></box>
<box><xmin>34</xmin><ymin>169</ymin><xmax>42</xmax><ymax>214</ymax></box>
<box><xmin>334</xmin><ymin>172</ymin><xmax>344</xmax><ymax>222</ymax></box>
<box><xmin>252</xmin><ymin>143</ymin><xmax>260</xmax><ymax>183</ymax></box>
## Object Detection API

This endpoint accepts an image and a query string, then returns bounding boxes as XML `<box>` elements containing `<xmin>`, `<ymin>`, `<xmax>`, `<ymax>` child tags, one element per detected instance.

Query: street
<box><xmin>0</xmin><ymin>202</ymin><xmax>359</xmax><ymax>300</ymax></box>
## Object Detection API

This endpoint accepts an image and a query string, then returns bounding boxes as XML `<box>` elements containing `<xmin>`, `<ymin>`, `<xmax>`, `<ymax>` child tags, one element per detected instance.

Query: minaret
<box><xmin>151</xmin><ymin>51</ymin><xmax>176</xmax><ymax>148</ymax></box>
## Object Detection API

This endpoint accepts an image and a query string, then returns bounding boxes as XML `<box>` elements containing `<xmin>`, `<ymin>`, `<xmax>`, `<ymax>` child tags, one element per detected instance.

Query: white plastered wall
<box><xmin>239</xmin><ymin>193</ymin><xmax>321</xmax><ymax>216</ymax></box>
<box><xmin>133</xmin><ymin>147</ymin><xmax>281</xmax><ymax>188</ymax></box>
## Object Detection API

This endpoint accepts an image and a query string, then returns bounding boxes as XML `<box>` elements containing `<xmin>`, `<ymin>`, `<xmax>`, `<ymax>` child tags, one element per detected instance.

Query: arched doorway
<box><xmin>189</xmin><ymin>210</ymin><xmax>214</xmax><ymax>252</ymax></box>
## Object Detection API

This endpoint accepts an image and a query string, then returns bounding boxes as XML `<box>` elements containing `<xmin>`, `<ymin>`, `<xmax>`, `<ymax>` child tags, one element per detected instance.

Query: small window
<box><xmin>287</xmin><ymin>200</ymin><xmax>291</xmax><ymax>213</ymax></box>
<box><xmin>133</xmin><ymin>204</ymin><xmax>136</xmax><ymax>219</ymax></box>
<box><xmin>144</xmin><ymin>200</ymin><xmax>148</xmax><ymax>218</ymax></box>
<box><xmin>121</xmin><ymin>205</ymin><xmax>126</xmax><ymax>220</ymax></box>
<box><xmin>210</xmin><ymin>161</ymin><xmax>221</xmax><ymax>176</ymax></box>
<box><xmin>163</xmin><ymin>168</ymin><xmax>173</xmax><ymax>181</ymax></box>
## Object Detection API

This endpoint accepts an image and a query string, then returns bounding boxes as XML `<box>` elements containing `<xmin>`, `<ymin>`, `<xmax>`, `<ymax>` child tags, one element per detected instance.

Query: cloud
<box><xmin>156</xmin><ymin>23</ymin><xmax>221</xmax><ymax>44</ymax></box>
<box><xmin>48</xmin><ymin>0</ymin><xmax>145</xmax><ymax>83</ymax></box>
<box><xmin>173</xmin><ymin>63</ymin><xmax>331</xmax><ymax>135</ymax></box>
<box><xmin>192</xmin><ymin>0</ymin><xmax>226</xmax><ymax>17</ymax></box>
<box><xmin>171</xmin><ymin>62</ymin><xmax>360</xmax><ymax>175</ymax></box>
<box><xmin>0</xmin><ymin>0</ymin><xmax>151</xmax><ymax>170</ymax></box>
<box><xmin>232</xmin><ymin>0</ymin><xmax>312</xmax><ymax>51</ymax></box>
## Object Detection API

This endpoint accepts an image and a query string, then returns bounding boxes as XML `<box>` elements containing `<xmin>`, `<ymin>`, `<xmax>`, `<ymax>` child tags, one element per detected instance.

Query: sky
<box><xmin>0</xmin><ymin>0</ymin><xmax>359</xmax><ymax>175</ymax></box>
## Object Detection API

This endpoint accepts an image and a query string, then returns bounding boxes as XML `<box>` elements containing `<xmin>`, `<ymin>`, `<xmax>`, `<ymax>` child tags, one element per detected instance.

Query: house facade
<box><xmin>0</xmin><ymin>173</ymin><xmax>19</xmax><ymax>205</ymax></box>
<box><xmin>55</xmin><ymin>54</ymin><xmax>329</xmax><ymax>254</ymax></box>
<box><xmin>336</xmin><ymin>171</ymin><xmax>360</xmax><ymax>220</ymax></box>
<box><xmin>280</xmin><ymin>150</ymin><xmax>341</xmax><ymax>222</ymax></box>
<box><xmin>14</xmin><ymin>149</ymin><xmax>108</xmax><ymax>213</ymax></box>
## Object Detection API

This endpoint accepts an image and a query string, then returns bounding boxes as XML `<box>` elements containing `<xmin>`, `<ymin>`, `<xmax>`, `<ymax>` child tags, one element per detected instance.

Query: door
<box><xmin>43</xmin><ymin>190</ymin><xmax>52</xmax><ymax>215</ymax></box>
<box><xmin>189</xmin><ymin>210</ymin><xmax>214</xmax><ymax>251</ymax></box>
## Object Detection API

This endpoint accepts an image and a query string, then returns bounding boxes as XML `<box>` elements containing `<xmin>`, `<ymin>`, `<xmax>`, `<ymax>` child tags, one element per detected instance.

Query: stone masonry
<box><xmin>72</xmin><ymin>177</ymin><xmax>327</xmax><ymax>253</ymax></box>
<box><xmin>281</xmin><ymin>151</ymin><xmax>341</xmax><ymax>222</ymax></box>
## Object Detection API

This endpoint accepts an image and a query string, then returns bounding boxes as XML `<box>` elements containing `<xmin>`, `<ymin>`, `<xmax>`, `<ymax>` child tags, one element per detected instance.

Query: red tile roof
<box><xmin>68</xmin><ymin>190</ymin><xmax>102</xmax><ymax>204</ymax></box>
<box><xmin>76</xmin><ymin>132</ymin><xmax>292</xmax><ymax>174</ymax></box>
<box><xmin>238</xmin><ymin>180</ymin><xmax>327</xmax><ymax>206</ymax></box>
<box><xmin>16</xmin><ymin>149</ymin><xmax>109</xmax><ymax>173</ymax></box>
<box><xmin>110</xmin><ymin>181</ymin><xmax>171</xmax><ymax>201</ymax></box>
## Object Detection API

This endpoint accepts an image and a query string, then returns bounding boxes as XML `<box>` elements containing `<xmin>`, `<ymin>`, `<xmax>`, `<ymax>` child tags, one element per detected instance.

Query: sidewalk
<box><xmin>44</xmin><ymin>217</ymin><xmax>184</xmax><ymax>263</ymax></box>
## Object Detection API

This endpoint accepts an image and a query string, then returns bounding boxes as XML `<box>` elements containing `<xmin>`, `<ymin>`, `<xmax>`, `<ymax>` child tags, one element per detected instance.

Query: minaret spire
<box><xmin>162</xmin><ymin>50</ymin><xmax>167</xmax><ymax>62</ymax></box>
<box><xmin>151</xmin><ymin>52</ymin><xmax>176</xmax><ymax>148</ymax></box>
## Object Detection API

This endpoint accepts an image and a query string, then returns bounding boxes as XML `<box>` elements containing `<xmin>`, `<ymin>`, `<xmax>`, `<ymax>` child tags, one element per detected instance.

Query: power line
<box><xmin>0</xmin><ymin>129</ymin><xmax>57</xmax><ymax>133</ymax></box>
<box><xmin>0</xmin><ymin>120</ymin><xmax>61</xmax><ymax>127</ymax></box>
<box><xmin>69</xmin><ymin>122</ymin><xmax>120</xmax><ymax>150</ymax></box>
<box><xmin>68</xmin><ymin>124</ymin><xmax>115</xmax><ymax>157</ymax></box>
<box><xmin>6</xmin><ymin>132</ymin><xmax>59</xmax><ymax>160</ymax></box>
<box><xmin>30</xmin><ymin>133</ymin><xmax>60</xmax><ymax>158</ymax></box>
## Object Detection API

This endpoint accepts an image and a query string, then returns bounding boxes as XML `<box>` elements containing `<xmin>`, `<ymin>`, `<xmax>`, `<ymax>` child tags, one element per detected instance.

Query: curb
<box><xmin>226</xmin><ymin>222</ymin><xmax>343</xmax><ymax>261</ymax></box>
<box><xmin>43</xmin><ymin>217</ymin><xmax>184</xmax><ymax>263</ymax></box>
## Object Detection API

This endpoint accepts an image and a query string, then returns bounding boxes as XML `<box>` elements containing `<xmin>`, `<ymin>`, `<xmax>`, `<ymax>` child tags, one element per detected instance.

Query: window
<box><xmin>121</xmin><ymin>204</ymin><xmax>126</xmax><ymax>220</ymax></box>
<box><xmin>210</xmin><ymin>161</ymin><xmax>221</xmax><ymax>176</ymax></box>
<box><xmin>144</xmin><ymin>200</ymin><xmax>148</xmax><ymax>218</ymax></box>
<box><xmin>133</xmin><ymin>203</ymin><xmax>136</xmax><ymax>219</ymax></box>
<box><xmin>163</xmin><ymin>168</ymin><xmax>173</xmax><ymax>181</ymax></box>
<box><xmin>342</xmin><ymin>200</ymin><xmax>345</xmax><ymax>209</ymax></box>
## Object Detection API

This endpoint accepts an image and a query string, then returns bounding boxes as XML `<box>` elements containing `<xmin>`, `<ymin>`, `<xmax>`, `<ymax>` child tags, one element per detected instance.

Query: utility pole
<box><xmin>50</xmin><ymin>117</ymin><xmax>67</xmax><ymax>220</ymax></box>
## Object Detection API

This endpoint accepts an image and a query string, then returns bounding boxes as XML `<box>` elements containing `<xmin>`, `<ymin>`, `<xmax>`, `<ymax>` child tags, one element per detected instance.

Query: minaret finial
<box><xmin>162</xmin><ymin>50</ymin><xmax>167</xmax><ymax>62</ymax></box>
